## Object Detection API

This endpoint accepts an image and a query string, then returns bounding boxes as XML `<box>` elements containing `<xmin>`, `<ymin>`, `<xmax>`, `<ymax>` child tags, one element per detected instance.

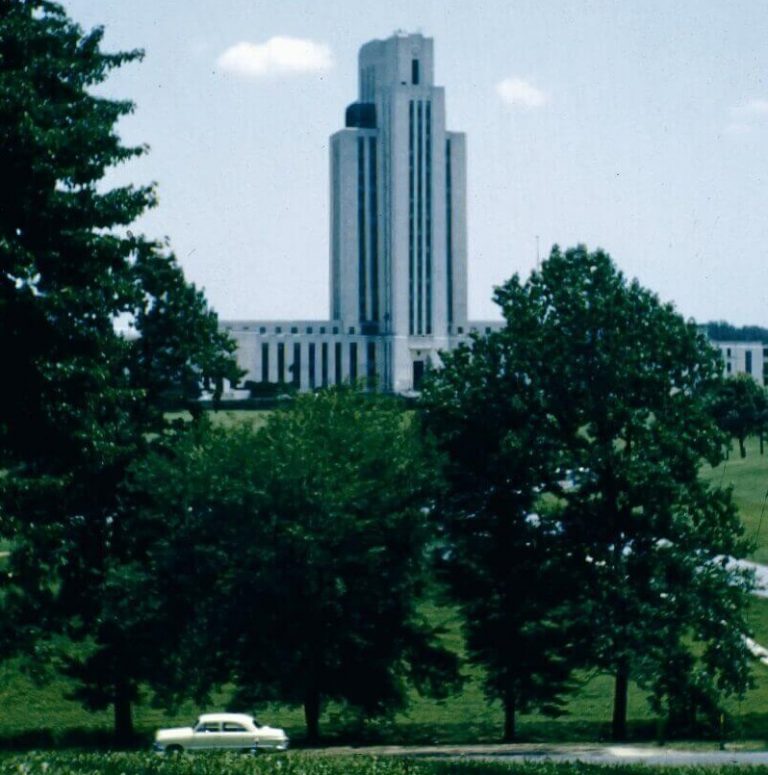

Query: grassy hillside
<box><xmin>701</xmin><ymin>436</ymin><xmax>768</xmax><ymax>562</ymax></box>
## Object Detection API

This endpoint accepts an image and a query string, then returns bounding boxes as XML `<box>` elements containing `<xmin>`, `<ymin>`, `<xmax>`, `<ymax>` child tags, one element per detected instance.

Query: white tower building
<box><xmin>330</xmin><ymin>33</ymin><xmax>468</xmax><ymax>391</ymax></box>
<box><xmin>221</xmin><ymin>33</ymin><xmax>500</xmax><ymax>396</ymax></box>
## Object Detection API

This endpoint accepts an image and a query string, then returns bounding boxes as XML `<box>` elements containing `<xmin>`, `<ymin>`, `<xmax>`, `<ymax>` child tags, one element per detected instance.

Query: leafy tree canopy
<box><xmin>709</xmin><ymin>374</ymin><xmax>768</xmax><ymax>458</ymax></box>
<box><xmin>131</xmin><ymin>388</ymin><xmax>459</xmax><ymax>742</ymax></box>
<box><xmin>425</xmin><ymin>245</ymin><xmax>753</xmax><ymax>742</ymax></box>
<box><xmin>705</xmin><ymin>321</ymin><xmax>768</xmax><ymax>344</ymax></box>
<box><xmin>0</xmin><ymin>0</ymin><xmax>240</xmax><ymax>741</ymax></box>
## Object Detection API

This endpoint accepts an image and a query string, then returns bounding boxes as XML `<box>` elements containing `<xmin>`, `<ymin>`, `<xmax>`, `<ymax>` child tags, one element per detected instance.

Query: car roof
<box><xmin>198</xmin><ymin>713</ymin><xmax>254</xmax><ymax>724</ymax></box>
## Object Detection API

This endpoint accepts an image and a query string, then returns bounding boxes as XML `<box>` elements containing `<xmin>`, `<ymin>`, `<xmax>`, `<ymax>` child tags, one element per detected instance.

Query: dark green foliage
<box><xmin>507</xmin><ymin>246</ymin><xmax>753</xmax><ymax>740</ymax></box>
<box><xmin>0</xmin><ymin>752</ymin><xmax>763</xmax><ymax>775</ymax></box>
<box><xmin>705</xmin><ymin>321</ymin><xmax>768</xmax><ymax>344</ymax></box>
<box><xmin>0</xmin><ymin>1</ymin><xmax>239</xmax><ymax>743</ymax></box>
<box><xmin>422</xmin><ymin>301</ymin><xmax>584</xmax><ymax>741</ymax></box>
<box><xmin>132</xmin><ymin>388</ymin><xmax>459</xmax><ymax>741</ymax></box>
<box><xmin>0</xmin><ymin>0</ymin><xmax>146</xmax><ymax>473</ymax></box>
<box><xmin>425</xmin><ymin>245</ymin><xmax>754</xmax><ymax>743</ymax></box>
<box><xmin>710</xmin><ymin>375</ymin><xmax>768</xmax><ymax>458</ymax></box>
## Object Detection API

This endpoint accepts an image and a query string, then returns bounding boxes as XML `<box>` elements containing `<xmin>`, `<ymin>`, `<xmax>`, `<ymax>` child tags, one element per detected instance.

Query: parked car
<box><xmin>153</xmin><ymin>713</ymin><xmax>289</xmax><ymax>754</ymax></box>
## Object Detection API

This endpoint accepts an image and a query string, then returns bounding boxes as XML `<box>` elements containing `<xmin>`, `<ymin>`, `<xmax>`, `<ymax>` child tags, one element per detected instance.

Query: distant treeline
<box><xmin>705</xmin><ymin>321</ymin><xmax>768</xmax><ymax>343</ymax></box>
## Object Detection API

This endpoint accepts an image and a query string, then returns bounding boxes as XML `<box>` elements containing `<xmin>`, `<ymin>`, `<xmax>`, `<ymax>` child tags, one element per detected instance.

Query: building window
<box><xmin>727</xmin><ymin>362</ymin><xmax>732</xmax><ymax>374</ymax></box>
<box><xmin>746</xmin><ymin>350</ymin><xmax>753</xmax><ymax>375</ymax></box>
<box><xmin>332</xmin><ymin>326</ymin><xmax>339</xmax><ymax>334</ymax></box>
<box><xmin>291</xmin><ymin>326</ymin><xmax>298</xmax><ymax>334</ymax></box>
<box><xmin>321</xmin><ymin>342</ymin><xmax>328</xmax><ymax>387</ymax></box>
<box><xmin>369</xmin><ymin>136</ymin><xmax>379</xmax><ymax>322</ymax></box>
<box><xmin>727</xmin><ymin>347</ymin><xmax>731</xmax><ymax>357</ymax></box>
<box><xmin>412</xmin><ymin>58</ymin><xmax>420</xmax><ymax>85</ymax></box>
<box><xmin>309</xmin><ymin>343</ymin><xmax>316</xmax><ymax>388</ymax></box>
<box><xmin>320</xmin><ymin>326</ymin><xmax>326</xmax><ymax>334</ymax></box>
<box><xmin>277</xmin><ymin>343</ymin><xmax>285</xmax><ymax>383</ymax></box>
<box><xmin>335</xmin><ymin>342</ymin><xmax>342</xmax><ymax>384</ymax></box>
<box><xmin>417</xmin><ymin>100</ymin><xmax>423</xmax><ymax>335</ymax></box>
<box><xmin>293</xmin><ymin>342</ymin><xmax>301</xmax><ymax>387</ymax></box>
<box><xmin>367</xmin><ymin>340</ymin><xmax>376</xmax><ymax>388</ymax></box>
<box><xmin>261</xmin><ymin>343</ymin><xmax>269</xmax><ymax>382</ymax></box>
<box><xmin>446</xmin><ymin>138</ymin><xmax>453</xmax><ymax>327</ymax></box>
<box><xmin>409</xmin><ymin>99</ymin><xmax>415</xmax><ymax>335</ymax></box>
<box><xmin>350</xmin><ymin>342</ymin><xmax>358</xmax><ymax>382</ymax></box>
<box><xmin>358</xmin><ymin>136</ymin><xmax>367</xmax><ymax>322</ymax></box>
<box><xmin>306</xmin><ymin>326</ymin><xmax>313</xmax><ymax>334</ymax></box>
<box><xmin>457</xmin><ymin>326</ymin><xmax>463</xmax><ymax>334</ymax></box>
<box><xmin>259</xmin><ymin>326</ymin><xmax>266</xmax><ymax>334</ymax></box>
<box><xmin>425</xmin><ymin>100</ymin><xmax>432</xmax><ymax>335</ymax></box>
<box><xmin>413</xmin><ymin>360</ymin><xmax>425</xmax><ymax>390</ymax></box>
<box><xmin>275</xmin><ymin>326</ymin><xmax>282</xmax><ymax>334</ymax></box>
<box><xmin>348</xmin><ymin>326</ymin><xmax>355</xmax><ymax>334</ymax></box>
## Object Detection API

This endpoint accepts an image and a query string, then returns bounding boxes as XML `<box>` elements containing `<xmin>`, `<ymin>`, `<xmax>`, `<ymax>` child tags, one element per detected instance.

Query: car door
<box><xmin>221</xmin><ymin>720</ymin><xmax>253</xmax><ymax>750</ymax></box>
<box><xmin>191</xmin><ymin>720</ymin><xmax>222</xmax><ymax>750</ymax></box>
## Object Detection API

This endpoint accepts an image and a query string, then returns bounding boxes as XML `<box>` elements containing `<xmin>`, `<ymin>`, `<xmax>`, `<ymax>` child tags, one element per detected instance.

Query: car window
<box><xmin>222</xmin><ymin>722</ymin><xmax>247</xmax><ymax>732</ymax></box>
<box><xmin>195</xmin><ymin>721</ymin><xmax>220</xmax><ymax>732</ymax></box>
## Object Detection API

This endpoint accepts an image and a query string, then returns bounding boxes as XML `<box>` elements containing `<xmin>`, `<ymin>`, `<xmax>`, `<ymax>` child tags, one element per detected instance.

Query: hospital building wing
<box><xmin>221</xmin><ymin>33</ymin><xmax>501</xmax><ymax>394</ymax></box>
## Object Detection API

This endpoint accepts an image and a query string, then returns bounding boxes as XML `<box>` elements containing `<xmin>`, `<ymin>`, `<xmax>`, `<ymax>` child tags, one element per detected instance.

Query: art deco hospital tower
<box><xmin>223</xmin><ymin>34</ymin><xmax>492</xmax><ymax>393</ymax></box>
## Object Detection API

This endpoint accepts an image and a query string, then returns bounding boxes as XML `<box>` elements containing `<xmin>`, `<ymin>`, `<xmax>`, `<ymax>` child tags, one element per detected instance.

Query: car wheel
<box><xmin>165</xmin><ymin>745</ymin><xmax>183</xmax><ymax>755</ymax></box>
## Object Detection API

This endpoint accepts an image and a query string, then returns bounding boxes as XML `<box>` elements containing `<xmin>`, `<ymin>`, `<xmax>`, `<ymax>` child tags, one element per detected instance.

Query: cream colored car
<box><xmin>153</xmin><ymin>713</ymin><xmax>289</xmax><ymax>754</ymax></box>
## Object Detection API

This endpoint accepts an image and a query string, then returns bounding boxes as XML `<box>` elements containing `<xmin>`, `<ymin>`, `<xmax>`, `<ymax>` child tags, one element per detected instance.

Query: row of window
<box><xmin>228</xmin><ymin>324</ymin><xmax>495</xmax><ymax>337</ymax></box>
<box><xmin>229</xmin><ymin>325</ymin><xmax>348</xmax><ymax>335</ymax></box>
<box><xmin>258</xmin><ymin>340</ymin><xmax>378</xmax><ymax>390</ymax></box>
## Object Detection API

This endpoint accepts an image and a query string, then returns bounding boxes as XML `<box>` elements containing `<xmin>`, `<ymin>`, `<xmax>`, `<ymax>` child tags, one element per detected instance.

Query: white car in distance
<box><xmin>153</xmin><ymin>712</ymin><xmax>289</xmax><ymax>754</ymax></box>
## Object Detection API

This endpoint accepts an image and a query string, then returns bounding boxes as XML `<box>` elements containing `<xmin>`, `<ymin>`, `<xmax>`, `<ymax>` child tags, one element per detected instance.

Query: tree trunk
<box><xmin>612</xmin><ymin>661</ymin><xmax>629</xmax><ymax>741</ymax></box>
<box><xmin>304</xmin><ymin>689</ymin><xmax>321</xmax><ymax>743</ymax></box>
<box><xmin>739</xmin><ymin>436</ymin><xmax>747</xmax><ymax>458</ymax></box>
<box><xmin>503</xmin><ymin>688</ymin><xmax>517</xmax><ymax>742</ymax></box>
<box><xmin>113</xmin><ymin>684</ymin><xmax>134</xmax><ymax>746</ymax></box>
<box><xmin>760</xmin><ymin>431</ymin><xmax>764</xmax><ymax>456</ymax></box>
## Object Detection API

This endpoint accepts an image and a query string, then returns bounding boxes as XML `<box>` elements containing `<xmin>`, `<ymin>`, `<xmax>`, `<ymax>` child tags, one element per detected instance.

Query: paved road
<box><xmin>451</xmin><ymin>746</ymin><xmax>768</xmax><ymax>766</ymax></box>
<box><xmin>731</xmin><ymin>558</ymin><xmax>768</xmax><ymax>598</ymax></box>
<box><xmin>321</xmin><ymin>743</ymin><xmax>768</xmax><ymax>766</ymax></box>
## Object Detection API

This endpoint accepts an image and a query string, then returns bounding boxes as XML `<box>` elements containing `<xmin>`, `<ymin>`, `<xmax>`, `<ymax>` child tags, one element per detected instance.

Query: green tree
<box><xmin>421</xmin><ymin>315</ymin><xmax>584</xmax><ymax>741</ymax></box>
<box><xmin>0</xmin><ymin>1</ymin><xmax>239</xmax><ymax>742</ymax></box>
<box><xmin>133</xmin><ymin>388</ymin><xmax>459</xmax><ymax>742</ymax></box>
<box><xmin>710</xmin><ymin>374</ymin><xmax>767</xmax><ymax>458</ymax></box>
<box><xmin>494</xmin><ymin>245</ymin><xmax>753</xmax><ymax>740</ymax></box>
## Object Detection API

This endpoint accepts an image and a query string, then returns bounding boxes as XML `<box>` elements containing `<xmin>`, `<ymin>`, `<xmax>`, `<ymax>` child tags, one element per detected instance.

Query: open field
<box><xmin>5</xmin><ymin>599</ymin><xmax>768</xmax><ymax>748</ymax></box>
<box><xmin>701</xmin><ymin>435</ymin><xmax>768</xmax><ymax>562</ymax></box>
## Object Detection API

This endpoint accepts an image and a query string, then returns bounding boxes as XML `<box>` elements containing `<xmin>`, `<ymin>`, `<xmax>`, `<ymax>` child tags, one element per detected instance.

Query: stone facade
<box><xmin>711</xmin><ymin>341</ymin><xmax>765</xmax><ymax>386</ymax></box>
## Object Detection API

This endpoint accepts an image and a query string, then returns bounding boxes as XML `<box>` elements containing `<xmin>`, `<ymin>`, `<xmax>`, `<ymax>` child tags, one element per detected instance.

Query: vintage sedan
<box><xmin>153</xmin><ymin>712</ymin><xmax>289</xmax><ymax>754</ymax></box>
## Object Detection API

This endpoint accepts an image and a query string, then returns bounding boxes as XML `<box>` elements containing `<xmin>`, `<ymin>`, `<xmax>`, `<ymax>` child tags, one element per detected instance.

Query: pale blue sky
<box><xmin>62</xmin><ymin>0</ymin><xmax>768</xmax><ymax>325</ymax></box>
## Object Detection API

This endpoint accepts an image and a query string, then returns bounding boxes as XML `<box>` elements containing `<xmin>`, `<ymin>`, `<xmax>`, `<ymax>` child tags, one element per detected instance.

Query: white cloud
<box><xmin>724</xmin><ymin>98</ymin><xmax>768</xmax><ymax>136</ymax></box>
<box><xmin>724</xmin><ymin>122</ymin><xmax>753</xmax><ymax>136</ymax></box>
<box><xmin>496</xmin><ymin>77</ymin><xmax>549</xmax><ymax>109</ymax></box>
<box><xmin>734</xmin><ymin>98</ymin><xmax>768</xmax><ymax>117</ymax></box>
<box><xmin>217</xmin><ymin>36</ymin><xmax>333</xmax><ymax>78</ymax></box>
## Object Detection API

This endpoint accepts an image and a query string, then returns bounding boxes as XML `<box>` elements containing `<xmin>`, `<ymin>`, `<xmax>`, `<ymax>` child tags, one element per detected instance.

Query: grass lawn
<box><xmin>701</xmin><ymin>435</ymin><xmax>768</xmax><ymax>562</ymax></box>
<box><xmin>165</xmin><ymin>409</ymin><xmax>272</xmax><ymax>430</ymax></box>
